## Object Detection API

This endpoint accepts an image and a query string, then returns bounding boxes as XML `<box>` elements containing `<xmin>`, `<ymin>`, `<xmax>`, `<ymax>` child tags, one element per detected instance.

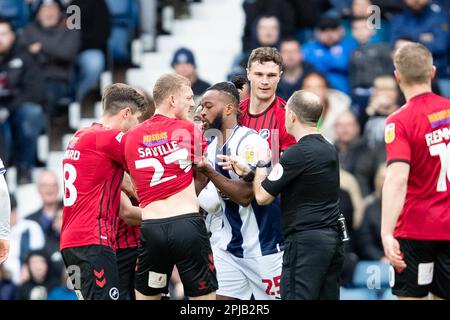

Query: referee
<box><xmin>220</xmin><ymin>91</ymin><xmax>345</xmax><ymax>300</ymax></box>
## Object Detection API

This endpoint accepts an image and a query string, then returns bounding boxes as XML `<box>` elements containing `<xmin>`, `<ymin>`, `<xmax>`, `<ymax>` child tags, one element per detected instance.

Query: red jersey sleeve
<box><xmin>385</xmin><ymin>115</ymin><xmax>411</xmax><ymax>164</ymax></box>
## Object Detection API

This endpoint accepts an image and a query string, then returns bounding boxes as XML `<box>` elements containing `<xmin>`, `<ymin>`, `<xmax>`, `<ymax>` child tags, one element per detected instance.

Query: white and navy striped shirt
<box><xmin>206</xmin><ymin>126</ymin><xmax>284</xmax><ymax>258</ymax></box>
<box><xmin>0</xmin><ymin>158</ymin><xmax>5</xmax><ymax>175</ymax></box>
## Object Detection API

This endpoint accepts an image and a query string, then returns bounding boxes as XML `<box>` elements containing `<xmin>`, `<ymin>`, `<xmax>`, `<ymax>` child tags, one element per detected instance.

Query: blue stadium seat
<box><xmin>105</xmin><ymin>0</ymin><xmax>139</xmax><ymax>62</ymax></box>
<box><xmin>0</xmin><ymin>0</ymin><xmax>30</xmax><ymax>29</ymax></box>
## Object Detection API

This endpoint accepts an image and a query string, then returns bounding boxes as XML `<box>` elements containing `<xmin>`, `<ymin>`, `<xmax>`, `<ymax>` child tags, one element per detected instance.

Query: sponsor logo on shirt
<box><xmin>259</xmin><ymin>129</ymin><xmax>270</xmax><ymax>140</ymax></box>
<box><xmin>115</xmin><ymin>132</ymin><xmax>124</xmax><ymax>143</ymax></box>
<box><xmin>143</xmin><ymin>132</ymin><xmax>168</xmax><ymax>147</ymax></box>
<box><xmin>427</xmin><ymin>109</ymin><xmax>450</xmax><ymax>128</ymax></box>
<box><xmin>244</xmin><ymin>145</ymin><xmax>255</xmax><ymax>164</ymax></box>
<box><xmin>68</xmin><ymin>136</ymin><xmax>79</xmax><ymax>148</ymax></box>
<box><xmin>385</xmin><ymin>123</ymin><xmax>395</xmax><ymax>144</ymax></box>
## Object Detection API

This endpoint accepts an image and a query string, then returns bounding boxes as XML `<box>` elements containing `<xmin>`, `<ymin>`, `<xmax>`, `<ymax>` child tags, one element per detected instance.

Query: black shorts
<box><xmin>281</xmin><ymin>227</ymin><xmax>345</xmax><ymax>300</ymax></box>
<box><xmin>62</xmin><ymin>245</ymin><xmax>120</xmax><ymax>300</ymax></box>
<box><xmin>135</xmin><ymin>213</ymin><xmax>218</xmax><ymax>297</ymax></box>
<box><xmin>391</xmin><ymin>239</ymin><xmax>450</xmax><ymax>299</ymax></box>
<box><xmin>117</xmin><ymin>247</ymin><xmax>138</xmax><ymax>300</ymax></box>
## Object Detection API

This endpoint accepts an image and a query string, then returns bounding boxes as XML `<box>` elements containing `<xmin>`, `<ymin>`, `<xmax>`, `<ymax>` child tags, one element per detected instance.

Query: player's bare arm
<box><xmin>120</xmin><ymin>192</ymin><xmax>142</xmax><ymax>226</ymax></box>
<box><xmin>122</xmin><ymin>173</ymin><xmax>138</xmax><ymax>200</ymax></box>
<box><xmin>195</xmin><ymin>156</ymin><xmax>254</xmax><ymax>207</ymax></box>
<box><xmin>193</xmin><ymin>167</ymin><xmax>210</xmax><ymax>196</ymax></box>
<box><xmin>253</xmin><ymin>167</ymin><xmax>275</xmax><ymax>206</ymax></box>
<box><xmin>381</xmin><ymin>162</ymin><xmax>409</xmax><ymax>270</ymax></box>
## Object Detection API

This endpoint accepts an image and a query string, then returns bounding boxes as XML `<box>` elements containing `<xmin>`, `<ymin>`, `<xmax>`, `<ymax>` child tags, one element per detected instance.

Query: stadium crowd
<box><xmin>0</xmin><ymin>0</ymin><xmax>449</xmax><ymax>300</ymax></box>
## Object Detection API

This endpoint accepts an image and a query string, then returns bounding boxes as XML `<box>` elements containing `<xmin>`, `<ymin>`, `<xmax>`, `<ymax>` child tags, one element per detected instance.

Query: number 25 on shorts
<box><xmin>262</xmin><ymin>275</ymin><xmax>281</xmax><ymax>296</ymax></box>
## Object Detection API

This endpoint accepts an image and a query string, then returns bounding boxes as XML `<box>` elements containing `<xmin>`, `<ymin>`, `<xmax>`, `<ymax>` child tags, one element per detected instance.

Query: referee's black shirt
<box><xmin>262</xmin><ymin>134</ymin><xmax>340</xmax><ymax>238</ymax></box>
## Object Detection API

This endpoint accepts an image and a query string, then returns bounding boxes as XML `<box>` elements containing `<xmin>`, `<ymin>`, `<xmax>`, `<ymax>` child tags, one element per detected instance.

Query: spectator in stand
<box><xmin>44</xmin><ymin>202</ymin><xmax>64</xmax><ymax>280</ymax></box>
<box><xmin>70</xmin><ymin>0</ymin><xmax>111</xmax><ymax>103</ymax></box>
<box><xmin>139</xmin><ymin>0</ymin><xmax>157</xmax><ymax>52</ymax></box>
<box><xmin>390</xmin><ymin>0</ymin><xmax>450</xmax><ymax>97</ymax></box>
<box><xmin>286</xmin><ymin>0</ymin><xmax>332</xmax><ymax>43</ymax></box>
<box><xmin>302</xmin><ymin>16</ymin><xmax>357</xmax><ymax>94</ymax></box>
<box><xmin>357</xmin><ymin>164</ymin><xmax>388</xmax><ymax>261</ymax></box>
<box><xmin>171</xmin><ymin>47</ymin><xmax>211</xmax><ymax>100</ymax></box>
<box><xmin>340</xmin><ymin>0</ymin><xmax>390</xmax><ymax>43</ymax></box>
<box><xmin>19</xmin><ymin>0</ymin><xmax>80</xmax><ymax>117</ymax></box>
<box><xmin>277</xmin><ymin>38</ymin><xmax>315</xmax><ymax>101</ymax></box>
<box><xmin>363</xmin><ymin>75</ymin><xmax>399</xmax><ymax>149</ymax></box>
<box><xmin>301</xmin><ymin>72</ymin><xmax>351</xmax><ymax>142</ymax></box>
<box><xmin>3</xmin><ymin>195</ymin><xmax>45</xmax><ymax>285</ymax></box>
<box><xmin>349</xmin><ymin>17</ymin><xmax>392</xmax><ymax>124</ymax></box>
<box><xmin>16</xmin><ymin>250</ymin><xmax>59</xmax><ymax>300</ymax></box>
<box><xmin>250</xmin><ymin>15</ymin><xmax>281</xmax><ymax>51</ymax></box>
<box><xmin>339</xmin><ymin>167</ymin><xmax>365</xmax><ymax>285</ymax></box>
<box><xmin>336</xmin><ymin>0</ymin><xmax>406</xmax><ymax>20</ymax></box>
<box><xmin>242</xmin><ymin>0</ymin><xmax>295</xmax><ymax>52</ymax></box>
<box><xmin>47</xmin><ymin>271</ymin><xmax>77</xmax><ymax>300</ymax></box>
<box><xmin>232</xmin><ymin>15</ymin><xmax>282</xmax><ymax>76</ymax></box>
<box><xmin>334</xmin><ymin>111</ymin><xmax>369</xmax><ymax>176</ymax></box>
<box><xmin>0</xmin><ymin>17</ymin><xmax>45</xmax><ymax>184</ymax></box>
<box><xmin>27</xmin><ymin>170</ymin><xmax>60</xmax><ymax>237</ymax></box>
<box><xmin>333</xmin><ymin>109</ymin><xmax>385</xmax><ymax>197</ymax></box>
<box><xmin>0</xmin><ymin>264</ymin><xmax>16</xmax><ymax>300</ymax></box>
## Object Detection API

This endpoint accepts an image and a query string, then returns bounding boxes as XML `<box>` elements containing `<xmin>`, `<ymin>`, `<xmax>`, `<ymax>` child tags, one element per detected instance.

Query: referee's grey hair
<box><xmin>286</xmin><ymin>90</ymin><xmax>323</xmax><ymax>126</ymax></box>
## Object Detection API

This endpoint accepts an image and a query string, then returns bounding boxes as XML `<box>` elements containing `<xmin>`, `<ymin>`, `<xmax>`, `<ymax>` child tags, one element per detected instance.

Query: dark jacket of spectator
<box><xmin>390</xmin><ymin>3</ymin><xmax>450</xmax><ymax>77</ymax></box>
<box><xmin>353</xmin><ymin>142</ymin><xmax>386</xmax><ymax>197</ymax></box>
<box><xmin>349</xmin><ymin>43</ymin><xmax>392</xmax><ymax>89</ymax></box>
<box><xmin>357</xmin><ymin>198</ymin><xmax>384</xmax><ymax>260</ymax></box>
<box><xmin>15</xmin><ymin>251</ymin><xmax>59</xmax><ymax>300</ymax></box>
<box><xmin>0</xmin><ymin>43</ymin><xmax>44</xmax><ymax>112</ymax></box>
<box><xmin>335</xmin><ymin>138</ymin><xmax>369</xmax><ymax>175</ymax></box>
<box><xmin>27</xmin><ymin>209</ymin><xmax>54</xmax><ymax>237</ymax></box>
<box><xmin>277</xmin><ymin>61</ymin><xmax>315</xmax><ymax>101</ymax></box>
<box><xmin>19</xmin><ymin>20</ymin><xmax>80</xmax><ymax>81</ymax></box>
<box><xmin>287</xmin><ymin>0</ymin><xmax>332</xmax><ymax>29</ymax></box>
<box><xmin>70</xmin><ymin>0</ymin><xmax>111</xmax><ymax>52</ymax></box>
<box><xmin>0</xmin><ymin>267</ymin><xmax>16</xmax><ymax>300</ymax></box>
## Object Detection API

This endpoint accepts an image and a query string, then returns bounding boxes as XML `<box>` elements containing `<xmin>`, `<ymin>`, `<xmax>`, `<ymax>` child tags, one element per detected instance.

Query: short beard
<box><xmin>210</xmin><ymin>113</ymin><xmax>223</xmax><ymax>130</ymax></box>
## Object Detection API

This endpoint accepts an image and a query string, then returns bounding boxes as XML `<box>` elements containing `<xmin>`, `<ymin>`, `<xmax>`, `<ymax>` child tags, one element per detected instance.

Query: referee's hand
<box><xmin>382</xmin><ymin>234</ymin><xmax>406</xmax><ymax>271</ymax></box>
<box><xmin>0</xmin><ymin>239</ymin><xmax>9</xmax><ymax>265</ymax></box>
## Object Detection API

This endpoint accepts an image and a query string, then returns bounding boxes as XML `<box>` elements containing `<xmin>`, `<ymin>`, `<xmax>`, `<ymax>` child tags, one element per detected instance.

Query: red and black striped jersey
<box><xmin>61</xmin><ymin>123</ymin><xmax>125</xmax><ymax>251</ymax></box>
<box><xmin>115</xmin><ymin>219</ymin><xmax>140</xmax><ymax>249</ymax></box>
<box><xmin>240</xmin><ymin>96</ymin><xmax>296</xmax><ymax>158</ymax></box>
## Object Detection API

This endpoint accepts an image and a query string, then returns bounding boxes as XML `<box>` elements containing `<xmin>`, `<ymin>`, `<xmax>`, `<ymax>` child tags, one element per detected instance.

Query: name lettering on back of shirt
<box><xmin>138</xmin><ymin>141</ymin><xmax>180</xmax><ymax>158</ymax></box>
<box><xmin>425</xmin><ymin>109</ymin><xmax>450</xmax><ymax>147</ymax></box>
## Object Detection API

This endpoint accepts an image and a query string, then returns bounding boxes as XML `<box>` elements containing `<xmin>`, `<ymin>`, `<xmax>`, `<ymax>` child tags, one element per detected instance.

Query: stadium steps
<box><xmin>129</xmin><ymin>0</ymin><xmax>244</xmax><ymax>86</ymax></box>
